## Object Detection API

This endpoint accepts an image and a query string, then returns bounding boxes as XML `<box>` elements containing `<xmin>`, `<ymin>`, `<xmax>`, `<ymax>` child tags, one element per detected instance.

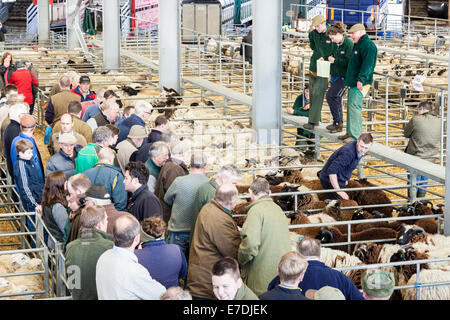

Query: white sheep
<box><xmin>402</xmin><ymin>269</ymin><xmax>450</xmax><ymax>300</ymax></box>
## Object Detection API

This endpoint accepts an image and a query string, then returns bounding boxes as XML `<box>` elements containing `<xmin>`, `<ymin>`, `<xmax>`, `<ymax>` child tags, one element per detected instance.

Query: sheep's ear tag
<box><xmin>399</xmin><ymin>253</ymin><xmax>403</xmax><ymax>259</ymax></box>
<box><xmin>297</xmin><ymin>235</ymin><xmax>303</xmax><ymax>243</ymax></box>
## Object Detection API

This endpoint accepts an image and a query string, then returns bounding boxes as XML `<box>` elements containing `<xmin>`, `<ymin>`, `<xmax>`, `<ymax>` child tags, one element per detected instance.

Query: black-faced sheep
<box><xmin>288</xmin><ymin>211</ymin><xmax>337</xmax><ymax>239</ymax></box>
<box><xmin>346</xmin><ymin>179</ymin><xmax>393</xmax><ymax>218</ymax></box>
<box><xmin>316</xmin><ymin>226</ymin><xmax>398</xmax><ymax>253</ymax></box>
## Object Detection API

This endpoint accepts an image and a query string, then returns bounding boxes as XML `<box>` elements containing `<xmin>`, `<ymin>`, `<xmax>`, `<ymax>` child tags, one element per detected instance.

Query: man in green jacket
<box><xmin>75</xmin><ymin>126</ymin><xmax>113</xmax><ymax>174</ymax></box>
<box><xmin>303</xmin><ymin>14</ymin><xmax>333</xmax><ymax>131</ymax></box>
<box><xmin>212</xmin><ymin>257</ymin><xmax>258</xmax><ymax>300</ymax></box>
<box><xmin>238</xmin><ymin>178</ymin><xmax>291</xmax><ymax>296</ymax></box>
<box><xmin>190</xmin><ymin>164</ymin><xmax>242</xmax><ymax>242</ymax></box>
<box><xmin>404</xmin><ymin>101</ymin><xmax>441</xmax><ymax>198</ymax></box>
<box><xmin>65</xmin><ymin>205</ymin><xmax>114</xmax><ymax>300</ymax></box>
<box><xmin>286</xmin><ymin>85</ymin><xmax>314</xmax><ymax>149</ymax></box>
<box><xmin>339</xmin><ymin>24</ymin><xmax>377</xmax><ymax>142</ymax></box>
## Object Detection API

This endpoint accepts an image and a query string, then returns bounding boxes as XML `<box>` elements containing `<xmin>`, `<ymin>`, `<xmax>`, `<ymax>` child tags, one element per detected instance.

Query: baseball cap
<box><xmin>20</xmin><ymin>114</ymin><xmax>36</xmax><ymax>128</ymax></box>
<box><xmin>128</xmin><ymin>125</ymin><xmax>147</xmax><ymax>139</ymax></box>
<box><xmin>361</xmin><ymin>269</ymin><xmax>395</xmax><ymax>298</ymax></box>
<box><xmin>79</xmin><ymin>75</ymin><xmax>91</xmax><ymax>84</ymax></box>
<box><xmin>311</xmin><ymin>15</ymin><xmax>326</xmax><ymax>27</ymax></box>
<box><xmin>58</xmin><ymin>133</ymin><xmax>77</xmax><ymax>145</ymax></box>
<box><xmin>78</xmin><ymin>183</ymin><xmax>110</xmax><ymax>201</ymax></box>
<box><xmin>305</xmin><ymin>286</ymin><xmax>346</xmax><ymax>300</ymax></box>
<box><xmin>348</xmin><ymin>24</ymin><xmax>365</xmax><ymax>33</ymax></box>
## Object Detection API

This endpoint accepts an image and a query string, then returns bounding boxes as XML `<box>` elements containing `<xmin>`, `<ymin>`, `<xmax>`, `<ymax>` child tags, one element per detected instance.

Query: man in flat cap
<box><xmin>361</xmin><ymin>269</ymin><xmax>395</xmax><ymax>300</ymax></box>
<box><xmin>339</xmin><ymin>23</ymin><xmax>377</xmax><ymax>143</ymax></box>
<box><xmin>303</xmin><ymin>14</ymin><xmax>333</xmax><ymax>131</ymax></box>
<box><xmin>10</xmin><ymin>114</ymin><xmax>44</xmax><ymax>179</ymax></box>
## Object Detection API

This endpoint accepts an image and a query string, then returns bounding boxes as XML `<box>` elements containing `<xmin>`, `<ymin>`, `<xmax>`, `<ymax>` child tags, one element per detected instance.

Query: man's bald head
<box><xmin>214</xmin><ymin>183</ymin><xmax>238</xmax><ymax>210</ymax></box>
<box><xmin>60</xmin><ymin>113</ymin><xmax>74</xmax><ymax>133</ymax></box>
<box><xmin>112</xmin><ymin>214</ymin><xmax>141</xmax><ymax>248</ymax></box>
<box><xmin>59</xmin><ymin>76</ymin><xmax>71</xmax><ymax>89</ymax></box>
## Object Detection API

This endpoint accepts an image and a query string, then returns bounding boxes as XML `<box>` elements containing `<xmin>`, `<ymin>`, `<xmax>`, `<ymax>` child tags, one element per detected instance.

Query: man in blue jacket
<box><xmin>117</xmin><ymin>101</ymin><xmax>152</xmax><ymax>144</ymax></box>
<box><xmin>267</xmin><ymin>237</ymin><xmax>364</xmax><ymax>300</ymax></box>
<box><xmin>84</xmin><ymin>147</ymin><xmax>127</xmax><ymax>211</ymax></box>
<box><xmin>319</xmin><ymin>133</ymin><xmax>373</xmax><ymax>200</ymax></box>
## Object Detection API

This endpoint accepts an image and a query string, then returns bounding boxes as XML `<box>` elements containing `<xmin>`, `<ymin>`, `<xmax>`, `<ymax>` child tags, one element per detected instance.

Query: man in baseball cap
<box><xmin>361</xmin><ymin>269</ymin><xmax>395</xmax><ymax>300</ymax></box>
<box><xmin>72</xmin><ymin>74</ymin><xmax>96</xmax><ymax>102</ymax></box>
<box><xmin>303</xmin><ymin>14</ymin><xmax>333</xmax><ymax>132</ymax></box>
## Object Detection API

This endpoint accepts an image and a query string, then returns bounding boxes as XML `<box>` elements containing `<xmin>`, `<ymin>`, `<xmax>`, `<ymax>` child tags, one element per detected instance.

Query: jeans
<box><xmin>326</xmin><ymin>77</ymin><xmax>345</xmax><ymax>125</ymax></box>
<box><xmin>408</xmin><ymin>173</ymin><xmax>429</xmax><ymax>198</ymax></box>
<box><xmin>167</xmin><ymin>231</ymin><xmax>190</xmax><ymax>260</ymax></box>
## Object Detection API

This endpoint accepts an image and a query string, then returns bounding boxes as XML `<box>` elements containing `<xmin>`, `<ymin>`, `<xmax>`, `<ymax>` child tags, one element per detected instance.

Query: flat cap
<box><xmin>348</xmin><ymin>24</ymin><xmax>365</xmax><ymax>33</ymax></box>
<box><xmin>361</xmin><ymin>269</ymin><xmax>395</xmax><ymax>298</ymax></box>
<box><xmin>20</xmin><ymin>114</ymin><xmax>36</xmax><ymax>128</ymax></box>
<box><xmin>128</xmin><ymin>125</ymin><xmax>147</xmax><ymax>139</ymax></box>
<box><xmin>311</xmin><ymin>14</ymin><xmax>326</xmax><ymax>27</ymax></box>
<box><xmin>305</xmin><ymin>286</ymin><xmax>346</xmax><ymax>300</ymax></box>
<box><xmin>58</xmin><ymin>133</ymin><xmax>77</xmax><ymax>145</ymax></box>
<box><xmin>79</xmin><ymin>183</ymin><xmax>110</xmax><ymax>200</ymax></box>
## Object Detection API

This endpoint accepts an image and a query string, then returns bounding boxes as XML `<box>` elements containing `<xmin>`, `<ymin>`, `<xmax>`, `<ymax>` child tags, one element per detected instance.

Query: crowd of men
<box><xmin>0</xmin><ymin>23</ymin><xmax>440</xmax><ymax>300</ymax></box>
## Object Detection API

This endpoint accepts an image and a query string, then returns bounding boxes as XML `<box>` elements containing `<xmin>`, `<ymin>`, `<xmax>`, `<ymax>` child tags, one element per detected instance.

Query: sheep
<box><xmin>316</xmin><ymin>226</ymin><xmax>398</xmax><ymax>253</ymax></box>
<box><xmin>233</xmin><ymin>201</ymin><xmax>250</xmax><ymax>227</ymax></box>
<box><xmin>402</xmin><ymin>269</ymin><xmax>450</xmax><ymax>300</ymax></box>
<box><xmin>0</xmin><ymin>253</ymin><xmax>31</xmax><ymax>273</ymax></box>
<box><xmin>323</xmin><ymin>199</ymin><xmax>360</xmax><ymax>221</ymax></box>
<box><xmin>0</xmin><ymin>283</ymin><xmax>33</xmax><ymax>300</ymax></box>
<box><xmin>348</xmin><ymin>179</ymin><xmax>393</xmax><ymax>218</ymax></box>
<box><xmin>320</xmin><ymin>247</ymin><xmax>365</xmax><ymax>285</ymax></box>
<box><xmin>288</xmin><ymin>211</ymin><xmax>337</xmax><ymax>239</ymax></box>
<box><xmin>395</xmin><ymin>224</ymin><xmax>450</xmax><ymax>246</ymax></box>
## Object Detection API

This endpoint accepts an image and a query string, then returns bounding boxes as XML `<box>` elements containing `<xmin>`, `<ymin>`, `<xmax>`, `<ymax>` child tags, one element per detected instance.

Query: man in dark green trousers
<box><xmin>338</xmin><ymin>24</ymin><xmax>377</xmax><ymax>143</ymax></box>
<box><xmin>303</xmin><ymin>14</ymin><xmax>333</xmax><ymax>131</ymax></box>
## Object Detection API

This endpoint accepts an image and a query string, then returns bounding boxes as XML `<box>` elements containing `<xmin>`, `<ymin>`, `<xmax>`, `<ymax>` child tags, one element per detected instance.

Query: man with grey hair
<box><xmin>45</xmin><ymin>75</ymin><xmax>81</xmax><ymax>125</ymax></box>
<box><xmin>238</xmin><ymin>177</ymin><xmax>291</xmax><ymax>296</ymax></box>
<box><xmin>154</xmin><ymin>140</ymin><xmax>190</xmax><ymax>223</ymax></box>
<box><xmin>50</xmin><ymin>70</ymin><xmax>80</xmax><ymax>97</ymax></box>
<box><xmin>267</xmin><ymin>236</ymin><xmax>364</xmax><ymax>300</ymax></box>
<box><xmin>84</xmin><ymin>147</ymin><xmax>127</xmax><ymax>211</ymax></box>
<box><xmin>65</xmin><ymin>205</ymin><xmax>114</xmax><ymax>300</ymax></box>
<box><xmin>190</xmin><ymin>164</ymin><xmax>241</xmax><ymax>240</ymax></box>
<box><xmin>117</xmin><ymin>100</ymin><xmax>152</xmax><ymax>144</ymax></box>
<box><xmin>145</xmin><ymin>141</ymin><xmax>170</xmax><ymax>192</ymax></box>
<box><xmin>86</xmin><ymin>100</ymin><xmax>120</xmax><ymax>131</ymax></box>
<box><xmin>164</xmin><ymin>153</ymin><xmax>209</xmax><ymax>257</ymax></box>
<box><xmin>3</xmin><ymin>102</ymin><xmax>29</xmax><ymax>180</ymax></box>
<box><xmin>187</xmin><ymin>183</ymin><xmax>241</xmax><ymax>300</ymax></box>
<box><xmin>75</xmin><ymin>126</ymin><xmax>113</xmax><ymax>174</ymax></box>
<box><xmin>96</xmin><ymin>214</ymin><xmax>166</xmax><ymax>300</ymax></box>
<box><xmin>160</xmin><ymin>286</ymin><xmax>192</xmax><ymax>300</ymax></box>
<box><xmin>81</xmin><ymin>88</ymin><xmax>107</xmax><ymax>122</ymax></box>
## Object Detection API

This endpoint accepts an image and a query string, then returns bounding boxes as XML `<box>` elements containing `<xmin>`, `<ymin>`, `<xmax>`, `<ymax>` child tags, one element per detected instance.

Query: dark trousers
<box><xmin>326</xmin><ymin>77</ymin><xmax>345</xmax><ymax>125</ymax></box>
<box><xmin>295</xmin><ymin>128</ymin><xmax>315</xmax><ymax>150</ymax></box>
<box><xmin>320</xmin><ymin>178</ymin><xmax>342</xmax><ymax>200</ymax></box>
<box><xmin>29</xmin><ymin>103</ymin><xmax>34</xmax><ymax>115</ymax></box>
<box><xmin>308</xmin><ymin>73</ymin><xmax>329</xmax><ymax>124</ymax></box>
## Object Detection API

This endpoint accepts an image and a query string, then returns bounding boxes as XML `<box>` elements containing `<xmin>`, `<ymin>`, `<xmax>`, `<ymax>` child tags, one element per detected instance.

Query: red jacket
<box><xmin>9</xmin><ymin>69</ymin><xmax>38</xmax><ymax>105</ymax></box>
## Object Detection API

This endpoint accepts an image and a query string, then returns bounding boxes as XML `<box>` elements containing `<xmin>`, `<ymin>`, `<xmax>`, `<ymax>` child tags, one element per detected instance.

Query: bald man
<box><xmin>46</xmin><ymin>76</ymin><xmax>81</xmax><ymax>126</ymax></box>
<box><xmin>96</xmin><ymin>214</ymin><xmax>166</xmax><ymax>300</ymax></box>
<box><xmin>51</xmin><ymin>113</ymin><xmax>87</xmax><ymax>154</ymax></box>
<box><xmin>187</xmin><ymin>183</ymin><xmax>242</xmax><ymax>300</ymax></box>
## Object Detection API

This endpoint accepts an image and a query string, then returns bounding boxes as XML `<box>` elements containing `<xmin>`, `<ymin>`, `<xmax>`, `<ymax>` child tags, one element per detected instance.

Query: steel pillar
<box><xmin>38</xmin><ymin>0</ymin><xmax>50</xmax><ymax>44</ymax></box>
<box><xmin>158</xmin><ymin>0</ymin><xmax>181</xmax><ymax>92</ymax></box>
<box><xmin>103</xmin><ymin>0</ymin><xmax>121</xmax><ymax>71</ymax></box>
<box><xmin>66</xmin><ymin>0</ymin><xmax>83</xmax><ymax>49</ymax></box>
<box><xmin>251</xmin><ymin>0</ymin><xmax>282</xmax><ymax>145</ymax></box>
<box><xmin>444</xmin><ymin>33</ymin><xmax>450</xmax><ymax>235</ymax></box>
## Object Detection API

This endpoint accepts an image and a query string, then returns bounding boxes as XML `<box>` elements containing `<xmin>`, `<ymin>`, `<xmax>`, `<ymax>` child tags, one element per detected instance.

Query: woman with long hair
<box><xmin>0</xmin><ymin>51</ymin><xmax>16</xmax><ymax>95</ymax></box>
<box><xmin>41</xmin><ymin>170</ymin><xmax>70</xmax><ymax>249</ymax></box>
<box><xmin>325</xmin><ymin>22</ymin><xmax>354</xmax><ymax>133</ymax></box>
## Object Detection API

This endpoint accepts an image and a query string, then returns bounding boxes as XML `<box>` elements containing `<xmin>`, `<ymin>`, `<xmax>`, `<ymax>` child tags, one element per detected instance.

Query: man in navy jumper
<box><xmin>267</xmin><ymin>237</ymin><xmax>364</xmax><ymax>300</ymax></box>
<box><xmin>319</xmin><ymin>133</ymin><xmax>373</xmax><ymax>200</ymax></box>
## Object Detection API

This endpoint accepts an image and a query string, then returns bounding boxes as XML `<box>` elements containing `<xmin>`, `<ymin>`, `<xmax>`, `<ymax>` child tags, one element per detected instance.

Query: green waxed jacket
<box><xmin>308</xmin><ymin>25</ymin><xmax>333</xmax><ymax>73</ymax></box>
<box><xmin>189</xmin><ymin>178</ymin><xmax>219</xmax><ymax>239</ymax></box>
<box><xmin>64</xmin><ymin>228</ymin><xmax>114</xmax><ymax>300</ymax></box>
<box><xmin>238</xmin><ymin>196</ymin><xmax>291</xmax><ymax>296</ymax></box>
<box><xmin>330</xmin><ymin>36</ymin><xmax>354</xmax><ymax>77</ymax></box>
<box><xmin>344</xmin><ymin>34</ymin><xmax>377</xmax><ymax>87</ymax></box>
<box><xmin>234</xmin><ymin>283</ymin><xmax>259</xmax><ymax>300</ymax></box>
